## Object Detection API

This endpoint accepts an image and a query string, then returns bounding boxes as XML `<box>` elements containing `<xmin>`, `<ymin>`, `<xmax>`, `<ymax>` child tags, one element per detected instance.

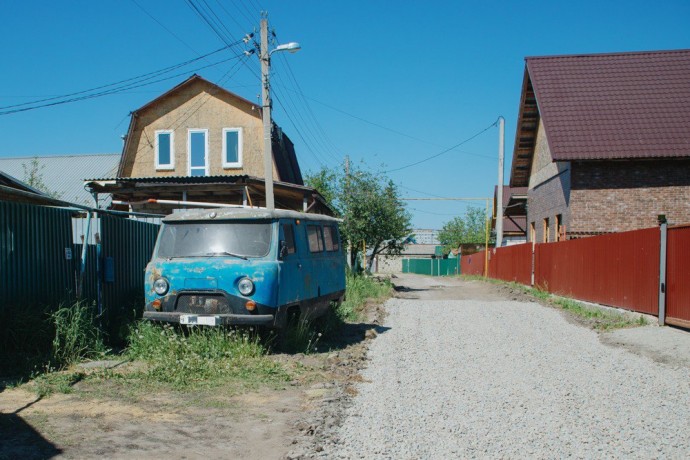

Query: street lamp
<box><xmin>261</xmin><ymin>19</ymin><xmax>300</xmax><ymax>210</ymax></box>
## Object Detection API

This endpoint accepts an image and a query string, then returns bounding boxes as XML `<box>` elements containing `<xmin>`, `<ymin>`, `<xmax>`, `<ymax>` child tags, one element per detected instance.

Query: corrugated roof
<box><xmin>85</xmin><ymin>174</ymin><xmax>314</xmax><ymax>191</ymax></box>
<box><xmin>0</xmin><ymin>153</ymin><xmax>120</xmax><ymax>205</ymax></box>
<box><xmin>526</xmin><ymin>49</ymin><xmax>690</xmax><ymax>160</ymax></box>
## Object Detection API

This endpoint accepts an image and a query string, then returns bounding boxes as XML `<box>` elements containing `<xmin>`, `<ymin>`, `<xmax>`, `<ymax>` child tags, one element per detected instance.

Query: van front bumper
<box><xmin>143</xmin><ymin>311</ymin><xmax>276</xmax><ymax>326</ymax></box>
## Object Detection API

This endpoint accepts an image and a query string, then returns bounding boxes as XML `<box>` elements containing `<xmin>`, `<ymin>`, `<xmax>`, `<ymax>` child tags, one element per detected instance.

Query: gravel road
<box><xmin>321</xmin><ymin>277</ymin><xmax>690</xmax><ymax>459</ymax></box>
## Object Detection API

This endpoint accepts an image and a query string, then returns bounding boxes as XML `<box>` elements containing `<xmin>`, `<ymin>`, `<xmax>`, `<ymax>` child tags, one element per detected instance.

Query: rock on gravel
<box><xmin>321</xmin><ymin>298</ymin><xmax>690</xmax><ymax>459</ymax></box>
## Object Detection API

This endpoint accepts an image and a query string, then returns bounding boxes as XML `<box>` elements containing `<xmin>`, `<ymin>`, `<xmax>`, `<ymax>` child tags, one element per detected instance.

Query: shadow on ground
<box><xmin>0</xmin><ymin>412</ymin><xmax>62</xmax><ymax>459</ymax></box>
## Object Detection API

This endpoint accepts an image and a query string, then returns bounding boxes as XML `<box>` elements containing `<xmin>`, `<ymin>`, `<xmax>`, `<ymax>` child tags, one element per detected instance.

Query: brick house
<box><xmin>492</xmin><ymin>185</ymin><xmax>528</xmax><ymax>245</ymax></box>
<box><xmin>509</xmin><ymin>49</ymin><xmax>690</xmax><ymax>242</ymax></box>
<box><xmin>86</xmin><ymin>74</ymin><xmax>332</xmax><ymax>215</ymax></box>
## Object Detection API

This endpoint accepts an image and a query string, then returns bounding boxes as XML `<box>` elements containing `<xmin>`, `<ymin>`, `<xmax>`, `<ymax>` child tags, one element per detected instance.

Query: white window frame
<box><xmin>222</xmin><ymin>127</ymin><xmax>243</xmax><ymax>169</ymax></box>
<box><xmin>154</xmin><ymin>130</ymin><xmax>175</xmax><ymax>171</ymax></box>
<box><xmin>187</xmin><ymin>128</ymin><xmax>209</xmax><ymax>176</ymax></box>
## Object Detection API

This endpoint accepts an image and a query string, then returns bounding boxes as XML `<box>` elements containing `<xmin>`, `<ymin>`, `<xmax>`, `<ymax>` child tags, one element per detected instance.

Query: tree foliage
<box><xmin>305</xmin><ymin>164</ymin><xmax>411</xmax><ymax>271</ymax></box>
<box><xmin>22</xmin><ymin>157</ymin><xmax>62</xmax><ymax>199</ymax></box>
<box><xmin>438</xmin><ymin>206</ymin><xmax>488</xmax><ymax>254</ymax></box>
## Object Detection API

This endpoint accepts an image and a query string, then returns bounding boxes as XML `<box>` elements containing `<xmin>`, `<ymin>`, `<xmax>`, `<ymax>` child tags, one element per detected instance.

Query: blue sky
<box><xmin>1</xmin><ymin>0</ymin><xmax>689</xmax><ymax>228</ymax></box>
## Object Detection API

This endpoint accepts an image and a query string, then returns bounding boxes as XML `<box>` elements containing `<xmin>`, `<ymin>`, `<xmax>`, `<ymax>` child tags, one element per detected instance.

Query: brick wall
<box><xmin>527</xmin><ymin>119</ymin><xmax>571</xmax><ymax>242</ymax></box>
<box><xmin>569</xmin><ymin>159</ymin><xmax>690</xmax><ymax>234</ymax></box>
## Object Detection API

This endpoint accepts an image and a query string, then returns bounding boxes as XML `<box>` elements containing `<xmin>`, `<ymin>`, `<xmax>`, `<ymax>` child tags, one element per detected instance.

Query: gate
<box><xmin>666</xmin><ymin>225</ymin><xmax>690</xmax><ymax>328</ymax></box>
<box><xmin>402</xmin><ymin>258</ymin><xmax>460</xmax><ymax>276</ymax></box>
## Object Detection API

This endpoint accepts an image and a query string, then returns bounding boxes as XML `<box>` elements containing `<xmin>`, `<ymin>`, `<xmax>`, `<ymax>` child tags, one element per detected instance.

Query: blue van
<box><xmin>143</xmin><ymin>208</ymin><xmax>346</xmax><ymax>329</ymax></box>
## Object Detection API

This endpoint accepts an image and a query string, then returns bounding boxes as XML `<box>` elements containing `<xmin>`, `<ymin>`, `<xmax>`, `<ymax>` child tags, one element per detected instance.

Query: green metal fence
<box><xmin>0</xmin><ymin>200</ymin><xmax>75</xmax><ymax>309</ymax></box>
<box><xmin>0</xmin><ymin>200</ymin><xmax>159</xmax><ymax>346</ymax></box>
<box><xmin>100</xmin><ymin>214</ymin><xmax>159</xmax><ymax>339</ymax></box>
<box><xmin>402</xmin><ymin>258</ymin><xmax>460</xmax><ymax>276</ymax></box>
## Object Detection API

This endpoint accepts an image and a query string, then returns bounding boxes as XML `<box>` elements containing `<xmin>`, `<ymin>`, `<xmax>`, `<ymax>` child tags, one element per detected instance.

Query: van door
<box><xmin>277</xmin><ymin>220</ymin><xmax>303</xmax><ymax>306</ymax></box>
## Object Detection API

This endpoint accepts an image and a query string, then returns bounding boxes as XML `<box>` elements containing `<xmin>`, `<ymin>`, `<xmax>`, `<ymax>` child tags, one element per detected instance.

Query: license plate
<box><xmin>179</xmin><ymin>315</ymin><xmax>221</xmax><ymax>326</ymax></box>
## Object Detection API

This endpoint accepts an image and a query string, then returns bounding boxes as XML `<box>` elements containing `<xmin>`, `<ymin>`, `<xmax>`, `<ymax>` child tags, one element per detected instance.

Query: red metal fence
<box><xmin>534</xmin><ymin>228</ymin><xmax>659</xmax><ymax>315</ymax></box>
<box><xmin>461</xmin><ymin>251</ymin><xmax>485</xmax><ymax>276</ymax></box>
<box><xmin>488</xmin><ymin>243</ymin><xmax>532</xmax><ymax>285</ymax></box>
<box><xmin>666</xmin><ymin>225</ymin><xmax>690</xmax><ymax>328</ymax></box>
<box><xmin>458</xmin><ymin>225</ymin><xmax>690</xmax><ymax>325</ymax></box>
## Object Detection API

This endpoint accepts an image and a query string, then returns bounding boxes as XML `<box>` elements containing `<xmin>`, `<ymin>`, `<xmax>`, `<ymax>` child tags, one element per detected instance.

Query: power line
<box><xmin>274</xmin><ymin>54</ymin><xmax>346</xmax><ymax>162</ymax></box>
<box><xmin>382</xmin><ymin>119</ymin><xmax>499</xmax><ymax>173</ymax></box>
<box><xmin>282</xmin><ymin>87</ymin><xmax>439</xmax><ymax>146</ymax></box>
<box><xmin>0</xmin><ymin>52</ymin><xmax>247</xmax><ymax>116</ymax></box>
<box><xmin>129</xmin><ymin>0</ymin><xmax>205</xmax><ymax>57</ymax></box>
<box><xmin>271</xmin><ymin>91</ymin><xmax>329</xmax><ymax>169</ymax></box>
<box><xmin>186</xmin><ymin>0</ymin><xmax>261</xmax><ymax>83</ymax></box>
<box><xmin>0</xmin><ymin>45</ymin><xmax>236</xmax><ymax>112</ymax></box>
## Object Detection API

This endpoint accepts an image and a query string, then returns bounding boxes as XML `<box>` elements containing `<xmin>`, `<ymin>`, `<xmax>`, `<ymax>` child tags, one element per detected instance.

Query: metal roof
<box><xmin>163</xmin><ymin>206</ymin><xmax>341</xmax><ymax>223</ymax></box>
<box><xmin>85</xmin><ymin>174</ymin><xmax>315</xmax><ymax>192</ymax></box>
<box><xmin>527</xmin><ymin>49</ymin><xmax>690</xmax><ymax>161</ymax></box>
<box><xmin>0</xmin><ymin>153</ymin><xmax>120</xmax><ymax>206</ymax></box>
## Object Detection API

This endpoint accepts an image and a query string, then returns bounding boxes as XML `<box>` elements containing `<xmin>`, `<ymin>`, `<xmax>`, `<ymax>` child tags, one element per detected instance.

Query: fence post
<box><xmin>658</xmin><ymin>223</ymin><xmax>667</xmax><ymax>326</ymax></box>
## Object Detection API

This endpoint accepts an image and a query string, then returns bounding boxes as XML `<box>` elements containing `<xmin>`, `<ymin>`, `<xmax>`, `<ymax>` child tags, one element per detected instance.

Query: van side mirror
<box><xmin>279</xmin><ymin>240</ymin><xmax>289</xmax><ymax>259</ymax></box>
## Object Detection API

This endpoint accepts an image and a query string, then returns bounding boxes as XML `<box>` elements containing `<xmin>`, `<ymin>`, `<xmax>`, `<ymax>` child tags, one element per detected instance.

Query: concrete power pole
<box><xmin>496</xmin><ymin>116</ymin><xmax>505</xmax><ymax>248</ymax></box>
<box><xmin>260</xmin><ymin>17</ymin><xmax>275</xmax><ymax>210</ymax></box>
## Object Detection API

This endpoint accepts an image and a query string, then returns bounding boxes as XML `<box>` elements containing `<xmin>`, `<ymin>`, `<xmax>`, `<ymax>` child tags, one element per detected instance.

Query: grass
<box><xmin>460</xmin><ymin>274</ymin><xmax>648</xmax><ymax>331</ymax></box>
<box><xmin>124</xmin><ymin>321</ymin><xmax>291</xmax><ymax>390</ymax></box>
<box><xmin>11</xmin><ymin>271</ymin><xmax>394</xmax><ymax>398</ymax></box>
<box><xmin>280</xmin><ymin>271</ymin><xmax>393</xmax><ymax>353</ymax></box>
<box><xmin>50</xmin><ymin>300</ymin><xmax>107</xmax><ymax>368</ymax></box>
<box><xmin>337</xmin><ymin>271</ymin><xmax>393</xmax><ymax>322</ymax></box>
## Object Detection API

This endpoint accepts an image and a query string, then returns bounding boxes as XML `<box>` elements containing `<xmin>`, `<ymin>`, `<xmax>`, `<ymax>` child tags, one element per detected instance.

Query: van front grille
<box><xmin>175</xmin><ymin>295</ymin><xmax>232</xmax><ymax>314</ymax></box>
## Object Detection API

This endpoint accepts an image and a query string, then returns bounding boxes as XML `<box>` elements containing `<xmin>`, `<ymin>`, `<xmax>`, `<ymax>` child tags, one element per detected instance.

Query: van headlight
<box><xmin>238</xmin><ymin>277</ymin><xmax>254</xmax><ymax>296</ymax></box>
<box><xmin>153</xmin><ymin>277</ymin><xmax>169</xmax><ymax>295</ymax></box>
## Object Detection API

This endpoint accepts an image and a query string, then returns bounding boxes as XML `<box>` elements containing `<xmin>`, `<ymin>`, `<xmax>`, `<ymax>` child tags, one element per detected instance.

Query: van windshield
<box><xmin>156</xmin><ymin>222</ymin><xmax>272</xmax><ymax>258</ymax></box>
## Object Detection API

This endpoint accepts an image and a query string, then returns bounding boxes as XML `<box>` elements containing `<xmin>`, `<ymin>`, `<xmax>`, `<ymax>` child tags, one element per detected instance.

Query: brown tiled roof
<box><xmin>527</xmin><ymin>49</ymin><xmax>690</xmax><ymax>161</ymax></box>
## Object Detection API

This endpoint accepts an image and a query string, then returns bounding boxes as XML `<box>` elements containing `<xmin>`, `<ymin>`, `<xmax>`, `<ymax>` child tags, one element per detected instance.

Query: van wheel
<box><xmin>267</xmin><ymin>305</ymin><xmax>300</xmax><ymax>352</ymax></box>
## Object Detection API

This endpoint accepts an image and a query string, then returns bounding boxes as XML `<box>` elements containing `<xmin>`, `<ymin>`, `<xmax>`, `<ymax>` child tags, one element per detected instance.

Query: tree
<box><xmin>306</xmin><ymin>164</ymin><xmax>412</xmax><ymax>271</ymax></box>
<box><xmin>22</xmin><ymin>157</ymin><xmax>62</xmax><ymax>199</ymax></box>
<box><xmin>438</xmin><ymin>206</ymin><xmax>488</xmax><ymax>254</ymax></box>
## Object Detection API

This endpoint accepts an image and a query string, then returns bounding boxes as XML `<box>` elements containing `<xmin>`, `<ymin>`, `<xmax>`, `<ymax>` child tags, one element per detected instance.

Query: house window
<box><xmin>543</xmin><ymin>218</ymin><xmax>549</xmax><ymax>243</ymax></box>
<box><xmin>323</xmin><ymin>225</ymin><xmax>340</xmax><ymax>252</ymax></box>
<box><xmin>307</xmin><ymin>225</ymin><xmax>324</xmax><ymax>253</ymax></box>
<box><xmin>222</xmin><ymin>128</ymin><xmax>243</xmax><ymax>168</ymax></box>
<box><xmin>188</xmin><ymin>129</ymin><xmax>208</xmax><ymax>176</ymax></box>
<box><xmin>155</xmin><ymin>130</ymin><xmax>174</xmax><ymax>170</ymax></box>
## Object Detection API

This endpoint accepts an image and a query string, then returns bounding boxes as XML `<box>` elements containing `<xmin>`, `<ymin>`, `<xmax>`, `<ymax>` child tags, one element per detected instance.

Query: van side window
<box><xmin>307</xmin><ymin>225</ymin><xmax>324</xmax><ymax>252</ymax></box>
<box><xmin>323</xmin><ymin>225</ymin><xmax>340</xmax><ymax>252</ymax></box>
<box><xmin>282</xmin><ymin>223</ymin><xmax>296</xmax><ymax>254</ymax></box>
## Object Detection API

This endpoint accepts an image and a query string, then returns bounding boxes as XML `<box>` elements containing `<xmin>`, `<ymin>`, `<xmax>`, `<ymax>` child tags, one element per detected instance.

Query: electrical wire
<box><xmin>129</xmin><ymin>0</ymin><xmax>206</xmax><ymax>57</ymax></box>
<box><xmin>274</xmin><ymin>54</ymin><xmax>345</xmax><ymax>163</ymax></box>
<box><xmin>0</xmin><ymin>45</ymin><xmax>238</xmax><ymax>112</ymax></box>
<box><xmin>0</xmin><ymin>52</ymin><xmax>247</xmax><ymax>116</ymax></box>
<box><xmin>271</xmin><ymin>91</ymin><xmax>328</xmax><ymax>169</ymax></box>
<box><xmin>382</xmin><ymin>119</ymin><xmax>499</xmax><ymax>173</ymax></box>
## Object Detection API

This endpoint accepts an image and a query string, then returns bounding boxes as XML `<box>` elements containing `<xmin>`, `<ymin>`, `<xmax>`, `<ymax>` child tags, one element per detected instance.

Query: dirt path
<box><xmin>0</xmin><ymin>382</ymin><xmax>304</xmax><ymax>459</ymax></box>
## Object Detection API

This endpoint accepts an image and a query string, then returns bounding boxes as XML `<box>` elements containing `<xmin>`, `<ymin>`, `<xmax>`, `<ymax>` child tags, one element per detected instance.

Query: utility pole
<box><xmin>260</xmin><ymin>17</ymin><xmax>275</xmax><ymax>210</ymax></box>
<box><xmin>496</xmin><ymin>116</ymin><xmax>505</xmax><ymax>248</ymax></box>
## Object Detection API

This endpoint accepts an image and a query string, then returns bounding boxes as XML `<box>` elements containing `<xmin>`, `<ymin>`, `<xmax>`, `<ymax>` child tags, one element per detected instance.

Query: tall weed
<box><xmin>50</xmin><ymin>301</ymin><xmax>107</xmax><ymax>368</ymax></box>
<box><xmin>337</xmin><ymin>271</ymin><xmax>392</xmax><ymax>322</ymax></box>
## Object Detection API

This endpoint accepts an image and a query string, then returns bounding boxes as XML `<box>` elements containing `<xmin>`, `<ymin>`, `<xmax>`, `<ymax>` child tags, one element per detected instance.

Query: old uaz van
<box><xmin>144</xmin><ymin>208</ymin><xmax>346</xmax><ymax>329</ymax></box>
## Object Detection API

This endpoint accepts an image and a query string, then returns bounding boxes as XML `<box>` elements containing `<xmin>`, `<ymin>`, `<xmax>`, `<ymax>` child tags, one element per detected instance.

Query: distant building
<box><xmin>0</xmin><ymin>153</ymin><xmax>119</xmax><ymax>207</ymax></box>
<box><xmin>411</xmin><ymin>229</ymin><xmax>440</xmax><ymax>245</ymax></box>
